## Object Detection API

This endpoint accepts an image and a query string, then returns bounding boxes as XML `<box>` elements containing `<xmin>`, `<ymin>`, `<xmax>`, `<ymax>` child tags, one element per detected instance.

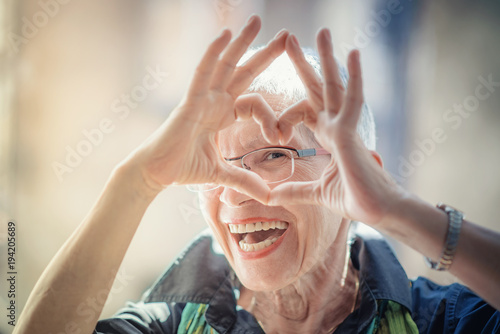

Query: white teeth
<box><xmin>229</xmin><ymin>221</ymin><xmax>288</xmax><ymax>252</ymax></box>
<box><xmin>239</xmin><ymin>237</ymin><xmax>279</xmax><ymax>252</ymax></box>
<box><xmin>228</xmin><ymin>221</ymin><xmax>288</xmax><ymax>234</ymax></box>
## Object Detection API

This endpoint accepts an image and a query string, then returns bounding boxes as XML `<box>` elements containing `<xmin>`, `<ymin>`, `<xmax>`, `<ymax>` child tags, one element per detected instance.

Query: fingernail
<box><xmin>274</xmin><ymin>29</ymin><xmax>287</xmax><ymax>39</ymax></box>
<box><xmin>290</xmin><ymin>34</ymin><xmax>299</xmax><ymax>47</ymax></box>
<box><xmin>217</xmin><ymin>28</ymin><xmax>228</xmax><ymax>39</ymax></box>
<box><xmin>324</xmin><ymin>29</ymin><xmax>331</xmax><ymax>41</ymax></box>
<box><xmin>247</xmin><ymin>14</ymin><xmax>258</xmax><ymax>25</ymax></box>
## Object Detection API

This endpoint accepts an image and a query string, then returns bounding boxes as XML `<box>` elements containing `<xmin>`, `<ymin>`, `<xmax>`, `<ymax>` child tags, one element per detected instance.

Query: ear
<box><xmin>369</xmin><ymin>150</ymin><xmax>384</xmax><ymax>168</ymax></box>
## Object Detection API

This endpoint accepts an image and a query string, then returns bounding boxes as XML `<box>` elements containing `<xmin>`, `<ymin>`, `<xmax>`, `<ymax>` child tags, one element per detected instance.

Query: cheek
<box><xmin>198</xmin><ymin>191</ymin><xmax>223</xmax><ymax>230</ymax></box>
<box><xmin>198</xmin><ymin>192</ymin><xmax>216</xmax><ymax>219</ymax></box>
<box><xmin>198</xmin><ymin>192</ymin><xmax>237</xmax><ymax>264</ymax></box>
<box><xmin>293</xmin><ymin>160</ymin><xmax>324</xmax><ymax>181</ymax></box>
<box><xmin>292</xmin><ymin>205</ymin><xmax>341</xmax><ymax>263</ymax></box>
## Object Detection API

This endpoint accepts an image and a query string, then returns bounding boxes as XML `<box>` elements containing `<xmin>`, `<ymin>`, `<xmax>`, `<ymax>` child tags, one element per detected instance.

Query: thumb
<box><xmin>268</xmin><ymin>180</ymin><xmax>320</xmax><ymax>206</ymax></box>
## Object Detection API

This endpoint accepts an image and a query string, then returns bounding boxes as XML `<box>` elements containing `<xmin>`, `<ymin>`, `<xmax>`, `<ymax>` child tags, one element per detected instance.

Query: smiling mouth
<box><xmin>229</xmin><ymin>221</ymin><xmax>289</xmax><ymax>252</ymax></box>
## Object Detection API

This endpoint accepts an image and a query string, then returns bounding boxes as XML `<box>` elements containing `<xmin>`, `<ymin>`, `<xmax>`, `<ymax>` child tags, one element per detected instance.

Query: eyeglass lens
<box><xmin>187</xmin><ymin>148</ymin><xmax>295</xmax><ymax>192</ymax></box>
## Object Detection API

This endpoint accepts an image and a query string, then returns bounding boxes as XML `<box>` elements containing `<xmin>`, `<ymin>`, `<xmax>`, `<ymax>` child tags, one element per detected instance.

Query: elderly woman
<box><xmin>16</xmin><ymin>15</ymin><xmax>500</xmax><ymax>333</ymax></box>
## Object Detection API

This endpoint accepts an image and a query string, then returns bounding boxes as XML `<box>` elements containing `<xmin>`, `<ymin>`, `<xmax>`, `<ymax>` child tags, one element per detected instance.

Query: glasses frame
<box><xmin>187</xmin><ymin>146</ymin><xmax>330</xmax><ymax>192</ymax></box>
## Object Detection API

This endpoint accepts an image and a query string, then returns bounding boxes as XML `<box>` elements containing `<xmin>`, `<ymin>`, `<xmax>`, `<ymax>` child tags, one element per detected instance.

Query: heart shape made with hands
<box><xmin>232</xmin><ymin>92</ymin><xmax>317</xmax><ymax>145</ymax></box>
<box><xmin>218</xmin><ymin>93</ymin><xmax>324</xmax><ymax>203</ymax></box>
<box><xmin>177</xmin><ymin>20</ymin><xmax>338</xmax><ymax>205</ymax></box>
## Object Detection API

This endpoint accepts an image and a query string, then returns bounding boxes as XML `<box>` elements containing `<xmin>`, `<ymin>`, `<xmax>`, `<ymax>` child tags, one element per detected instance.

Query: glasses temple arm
<box><xmin>296</xmin><ymin>147</ymin><xmax>330</xmax><ymax>157</ymax></box>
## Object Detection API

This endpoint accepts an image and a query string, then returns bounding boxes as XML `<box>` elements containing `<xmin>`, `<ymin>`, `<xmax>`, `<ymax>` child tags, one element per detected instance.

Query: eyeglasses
<box><xmin>187</xmin><ymin>146</ymin><xmax>330</xmax><ymax>192</ymax></box>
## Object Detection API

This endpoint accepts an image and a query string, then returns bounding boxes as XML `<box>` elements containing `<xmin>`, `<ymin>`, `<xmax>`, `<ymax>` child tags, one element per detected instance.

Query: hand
<box><xmin>270</xmin><ymin>30</ymin><xmax>405</xmax><ymax>226</ymax></box>
<box><xmin>124</xmin><ymin>15</ymin><xmax>288</xmax><ymax>203</ymax></box>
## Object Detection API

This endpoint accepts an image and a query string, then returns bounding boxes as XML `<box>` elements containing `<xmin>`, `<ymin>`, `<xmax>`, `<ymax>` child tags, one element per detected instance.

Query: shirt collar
<box><xmin>336</xmin><ymin>224</ymin><xmax>412</xmax><ymax>332</ymax></box>
<box><xmin>142</xmin><ymin>229</ymin><xmax>237</xmax><ymax>333</ymax></box>
<box><xmin>143</xmin><ymin>226</ymin><xmax>412</xmax><ymax>333</ymax></box>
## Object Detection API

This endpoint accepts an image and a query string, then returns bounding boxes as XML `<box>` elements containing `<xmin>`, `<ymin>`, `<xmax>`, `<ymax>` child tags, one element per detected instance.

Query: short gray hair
<box><xmin>239</xmin><ymin>47</ymin><xmax>376</xmax><ymax>150</ymax></box>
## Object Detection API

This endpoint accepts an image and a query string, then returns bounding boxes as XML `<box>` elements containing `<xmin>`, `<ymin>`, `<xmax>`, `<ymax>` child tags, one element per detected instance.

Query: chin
<box><xmin>232</xmin><ymin>258</ymin><xmax>299</xmax><ymax>292</ymax></box>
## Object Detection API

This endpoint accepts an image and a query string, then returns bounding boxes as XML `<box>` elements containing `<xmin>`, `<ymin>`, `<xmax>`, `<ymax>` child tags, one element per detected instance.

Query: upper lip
<box><xmin>226</xmin><ymin>217</ymin><xmax>286</xmax><ymax>225</ymax></box>
<box><xmin>224</xmin><ymin>217</ymin><xmax>290</xmax><ymax>244</ymax></box>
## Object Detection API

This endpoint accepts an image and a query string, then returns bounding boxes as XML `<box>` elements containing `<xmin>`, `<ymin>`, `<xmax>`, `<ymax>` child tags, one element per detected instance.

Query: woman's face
<box><xmin>199</xmin><ymin>93</ymin><xmax>344</xmax><ymax>291</ymax></box>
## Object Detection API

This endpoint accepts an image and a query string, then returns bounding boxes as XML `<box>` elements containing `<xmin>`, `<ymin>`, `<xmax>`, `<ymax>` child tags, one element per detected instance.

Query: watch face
<box><xmin>437</xmin><ymin>203</ymin><xmax>464</xmax><ymax>217</ymax></box>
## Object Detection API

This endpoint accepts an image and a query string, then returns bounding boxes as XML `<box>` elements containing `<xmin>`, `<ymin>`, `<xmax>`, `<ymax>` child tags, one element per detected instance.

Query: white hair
<box><xmin>238</xmin><ymin>47</ymin><xmax>376</xmax><ymax>150</ymax></box>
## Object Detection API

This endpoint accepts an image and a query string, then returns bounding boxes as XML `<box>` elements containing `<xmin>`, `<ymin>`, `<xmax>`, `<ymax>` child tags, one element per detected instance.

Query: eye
<box><xmin>265</xmin><ymin>151</ymin><xmax>287</xmax><ymax>160</ymax></box>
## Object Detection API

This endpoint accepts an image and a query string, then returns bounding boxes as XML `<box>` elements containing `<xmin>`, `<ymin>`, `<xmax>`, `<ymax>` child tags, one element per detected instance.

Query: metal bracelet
<box><xmin>425</xmin><ymin>203</ymin><xmax>464</xmax><ymax>271</ymax></box>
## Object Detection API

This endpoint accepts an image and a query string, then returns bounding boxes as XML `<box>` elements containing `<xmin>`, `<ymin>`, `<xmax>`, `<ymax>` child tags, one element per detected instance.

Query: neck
<box><xmin>238</xmin><ymin>229</ymin><xmax>360</xmax><ymax>334</ymax></box>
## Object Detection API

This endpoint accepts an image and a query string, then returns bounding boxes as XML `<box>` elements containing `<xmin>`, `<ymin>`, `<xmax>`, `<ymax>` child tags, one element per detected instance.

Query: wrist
<box><xmin>112</xmin><ymin>158</ymin><xmax>165</xmax><ymax>203</ymax></box>
<box><xmin>376</xmin><ymin>193</ymin><xmax>448</xmax><ymax>260</ymax></box>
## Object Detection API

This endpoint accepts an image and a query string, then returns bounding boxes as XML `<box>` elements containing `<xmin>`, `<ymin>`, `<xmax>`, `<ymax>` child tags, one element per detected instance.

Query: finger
<box><xmin>227</xmin><ymin>29</ymin><xmax>289</xmax><ymax>97</ymax></box>
<box><xmin>340</xmin><ymin>50</ymin><xmax>364</xmax><ymax>129</ymax></box>
<box><xmin>267</xmin><ymin>180</ymin><xmax>320</xmax><ymax>206</ymax></box>
<box><xmin>218</xmin><ymin>163</ymin><xmax>270</xmax><ymax>204</ymax></box>
<box><xmin>285</xmin><ymin>34</ymin><xmax>324</xmax><ymax>111</ymax></box>
<box><xmin>186</xmin><ymin>29</ymin><xmax>232</xmax><ymax>98</ymax></box>
<box><xmin>278</xmin><ymin>99</ymin><xmax>316</xmax><ymax>145</ymax></box>
<box><xmin>234</xmin><ymin>94</ymin><xmax>279</xmax><ymax>144</ymax></box>
<box><xmin>317</xmin><ymin>28</ymin><xmax>345</xmax><ymax>115</ymax></box>
<box><xmin>209</xmin><ymin>15</ymin><xmax>261</xmax><ymax>91</ymax></box>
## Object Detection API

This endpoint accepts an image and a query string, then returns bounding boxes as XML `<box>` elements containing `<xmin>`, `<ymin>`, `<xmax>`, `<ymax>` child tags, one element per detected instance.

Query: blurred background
<box><xmin>1</xmin><ymin>0</ymin><xmax>499</xmax><ymax>332</ymax></box>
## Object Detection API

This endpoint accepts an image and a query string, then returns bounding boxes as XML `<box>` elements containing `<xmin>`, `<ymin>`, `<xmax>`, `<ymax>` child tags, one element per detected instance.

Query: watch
<box><xmin>425</xmin><ymin>203</ymin><xmax>464</xmax><ymax>271</ymax></box>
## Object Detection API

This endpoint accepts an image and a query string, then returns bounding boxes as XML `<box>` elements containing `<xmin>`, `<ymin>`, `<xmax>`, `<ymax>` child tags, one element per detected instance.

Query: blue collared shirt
<box><xmin>95</xmin><ymin>227</ymin><xmax>499</xmax><ymax>333</ymax></box>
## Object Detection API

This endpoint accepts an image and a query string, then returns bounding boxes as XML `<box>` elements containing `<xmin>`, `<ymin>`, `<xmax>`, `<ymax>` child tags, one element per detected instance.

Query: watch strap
<box><xmin>425</xmin><ymin>203</ymin><xmax>464</xmax><ymax>271</ymax></box>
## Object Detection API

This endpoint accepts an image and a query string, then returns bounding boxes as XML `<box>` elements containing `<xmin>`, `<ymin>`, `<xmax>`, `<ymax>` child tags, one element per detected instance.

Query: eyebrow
<box><xmin>242</xmin><ymin>137</ymin><xmax>265</xmax><ymax>151</ymax></box>
<box><xmin>223</xmin><ymin>136</ymin><xmax>267</xmax><ymax>159</ymax></box>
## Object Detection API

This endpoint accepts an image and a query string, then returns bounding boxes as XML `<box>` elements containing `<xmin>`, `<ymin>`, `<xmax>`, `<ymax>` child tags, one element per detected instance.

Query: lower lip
<box><xmin>233</xmin><ymin>227</ymin><xmax>289</xmax><ymax>260</ymax></box>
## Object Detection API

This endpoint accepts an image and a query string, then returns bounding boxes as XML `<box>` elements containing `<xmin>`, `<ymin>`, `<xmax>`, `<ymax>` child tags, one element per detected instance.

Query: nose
<box><xmin>219</xmin><ymin>186</ymin><xmax>255</xmax><ymax>207</ymax></box>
